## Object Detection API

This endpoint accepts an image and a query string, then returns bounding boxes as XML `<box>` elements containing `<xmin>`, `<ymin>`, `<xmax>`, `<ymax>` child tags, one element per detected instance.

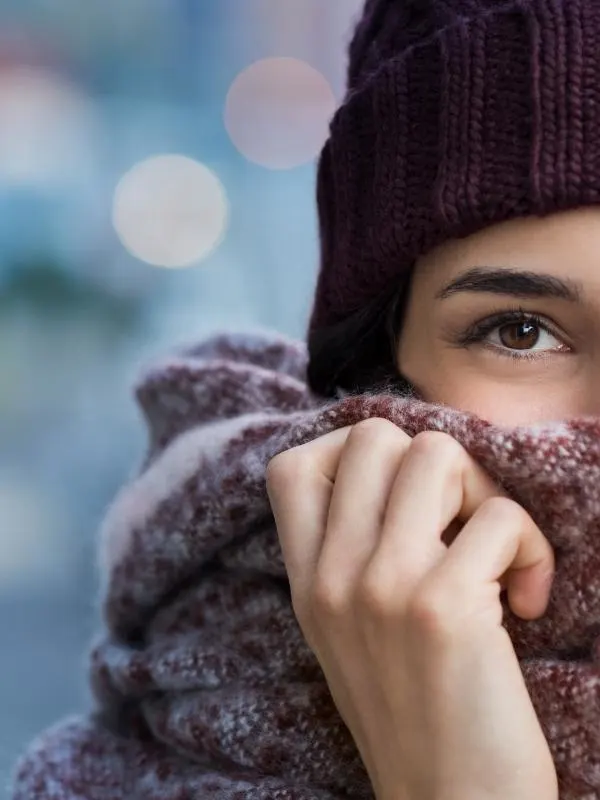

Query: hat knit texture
<box><xmin>308</xmin><ymin>0</ymin><xmax>600</xmax><ymax>334</ymax></box>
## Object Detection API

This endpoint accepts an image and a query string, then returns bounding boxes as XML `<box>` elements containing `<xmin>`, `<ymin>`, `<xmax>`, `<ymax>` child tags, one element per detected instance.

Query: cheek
<box><xmin>430</xmin><ymin>379</ymin><xmax>574</xmax><ymax>426</ymax></box>
<box><xmin>397</xmin><ymin>335</ymin><xmax>585</xmax><ymax>425</ymax></box>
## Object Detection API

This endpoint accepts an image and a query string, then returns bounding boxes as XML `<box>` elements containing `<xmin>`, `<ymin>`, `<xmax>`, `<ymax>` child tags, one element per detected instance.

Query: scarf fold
<box><xmin>11</xmin><ymin>330</ymin><xmax>600</xmax><ymax>800</ymax></box>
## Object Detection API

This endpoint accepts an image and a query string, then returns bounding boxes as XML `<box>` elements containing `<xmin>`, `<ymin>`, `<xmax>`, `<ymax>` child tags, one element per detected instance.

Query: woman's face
<box><xmin>396</xmin><ymin>206</ymin><xmax>600</xmax><ymax>426</ymax></box>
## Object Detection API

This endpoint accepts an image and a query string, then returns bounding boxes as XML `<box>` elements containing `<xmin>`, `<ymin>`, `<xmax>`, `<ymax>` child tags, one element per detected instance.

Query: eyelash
<box><xmin>455</xmin><ymin>306</ymin><xmax>569</xmax><ymax>363</ymax></box>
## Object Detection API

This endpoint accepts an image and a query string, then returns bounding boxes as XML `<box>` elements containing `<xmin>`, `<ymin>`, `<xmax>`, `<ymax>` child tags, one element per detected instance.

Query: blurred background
<box><xmin>0</xmin><ymin>0</ymin><xmax>364</xmax><ymax>794</ymax></box>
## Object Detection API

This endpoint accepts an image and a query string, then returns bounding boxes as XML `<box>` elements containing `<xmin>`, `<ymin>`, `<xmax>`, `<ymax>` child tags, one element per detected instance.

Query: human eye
<box><xmin>453</xmin><ymin>306</ymin><xmax>571</xmax><ymax>363</ymax></box>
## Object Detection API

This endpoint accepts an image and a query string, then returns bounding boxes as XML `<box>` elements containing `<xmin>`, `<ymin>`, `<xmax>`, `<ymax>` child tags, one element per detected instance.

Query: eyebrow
<box><xmin>435</xmin><ymin>267</ymin><xmax>583</xmax><ymax>303</ymax></box>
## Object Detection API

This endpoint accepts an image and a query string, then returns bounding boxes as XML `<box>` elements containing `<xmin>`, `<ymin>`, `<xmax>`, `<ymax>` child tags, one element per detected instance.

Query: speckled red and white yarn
<box><xmin>11</xmin><ymin>330</ymin><xmax>600</xmax><ymax>799</ymax></box>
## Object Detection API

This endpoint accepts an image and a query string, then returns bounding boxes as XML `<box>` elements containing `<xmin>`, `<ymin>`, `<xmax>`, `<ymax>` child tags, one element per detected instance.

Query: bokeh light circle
<box><xmin>0</xmin><ymin>66</ymin><xmax>98</xmax><ymax>186</ymax></box>
<box><xmin>112</xmin><ymin>154</ymin><xmax>229</xmax><ymax>268</ymax></box>
<box><xmin>224</xmin><ymin>57</ymin><xmax>336</xmax><ymax>170</ymax></box>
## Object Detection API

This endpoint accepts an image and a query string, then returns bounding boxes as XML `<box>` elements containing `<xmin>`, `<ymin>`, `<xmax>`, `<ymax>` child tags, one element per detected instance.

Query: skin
<box><xmin>396</xmin><ymin>206</ymin><xmax>600</xmax><ymax>425</ymax></box>
<box><xmin>267</xmin><ymin>425</ymin><xmax>557</xmax><ymax>800</ymax></box>
<box><xmin>264</xmin><ymin>211</ymin><xmax>594</xmax><ymax>800</ymax></box>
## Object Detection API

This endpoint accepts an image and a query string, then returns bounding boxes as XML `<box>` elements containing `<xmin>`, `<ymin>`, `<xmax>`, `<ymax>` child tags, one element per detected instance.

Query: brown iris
<box><xmin>499</xmin><ymin>320</ymin><xmax>540</xmax><ymax>350</ymax></box>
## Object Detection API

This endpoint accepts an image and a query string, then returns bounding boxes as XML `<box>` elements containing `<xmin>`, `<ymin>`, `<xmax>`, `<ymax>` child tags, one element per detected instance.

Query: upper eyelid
<box><xmin>473</xmin><ymin>310</ymin><xmax>561</xmax><ymax>337</ymax></box>
<box><xmin>474</xmin><ymin>311</ymin><xmax>571</xmax><ymax>356</ymax></box>
<box><xmin>459</xmin><ymin>310</ymin><xmax>569</xmax><ymax>353</ymax></box>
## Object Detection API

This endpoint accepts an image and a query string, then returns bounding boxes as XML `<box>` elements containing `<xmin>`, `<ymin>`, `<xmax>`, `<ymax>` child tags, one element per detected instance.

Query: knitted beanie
<box><xmin>307</xmin><ymin>0</ymin><xmax>600</xmax><ymax>335</ymax></box>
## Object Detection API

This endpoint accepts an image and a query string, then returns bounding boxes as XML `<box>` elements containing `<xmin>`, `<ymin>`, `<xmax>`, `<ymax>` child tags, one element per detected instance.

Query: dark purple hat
<box><xmin>307</xmin><ymin>0</ymin><xmax>600</xmax><ymax>335</ymax></box>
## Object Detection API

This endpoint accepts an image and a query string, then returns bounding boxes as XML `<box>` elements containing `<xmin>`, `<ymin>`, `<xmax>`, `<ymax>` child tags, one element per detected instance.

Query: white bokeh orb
<box><xmin>224</xmin><ymin>57</ymin><xmax>336</xmax><ymax>170</ymax></box>
<box><xmin>0</xmin><ymin>66</ymin><xmax>98</xmax><ymax>186</ymax></box>
<box><xmin>112</xmin><ymin>154</ymin><xmax>229</xmax><ymax>268</ymax></box>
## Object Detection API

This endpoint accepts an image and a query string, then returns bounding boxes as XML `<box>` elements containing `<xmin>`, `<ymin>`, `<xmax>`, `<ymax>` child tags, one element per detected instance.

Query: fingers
<box><xmin>422</xmin><ymin>497</ymin><xmax>555</xmax><ymax>623</ymax></box>
<box><xmin>268</xmin><ymin>422</ymin><xmax>554</xmax><ymax>637</ymax></box>
<box><xmin>366</xmin><ymin>431</ymin><xmax>507</xmax><ymax>599</ymax></box>
<box><xmin>316</xmin><ymin>419</ymin><xmax>412</xmax><ymax>606</ymax></box>
<box><xmin>265</xmin><ymin>425</ymin><xmax>353</xmax><ymax>607</ymax></box>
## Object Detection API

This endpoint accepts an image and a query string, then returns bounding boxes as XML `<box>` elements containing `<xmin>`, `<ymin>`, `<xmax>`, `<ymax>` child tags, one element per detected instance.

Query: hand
<box><xmin>265</xmin><ymin>419</ymin><xmax>558</xmax><ymax>800</ymax></box>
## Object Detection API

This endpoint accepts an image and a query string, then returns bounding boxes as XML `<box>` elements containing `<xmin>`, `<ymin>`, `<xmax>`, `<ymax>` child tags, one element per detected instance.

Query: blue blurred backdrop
<box><xmin>0</xmin><ymin>1</ymin><xmax>363</xmax><ymax>794</ymax></box>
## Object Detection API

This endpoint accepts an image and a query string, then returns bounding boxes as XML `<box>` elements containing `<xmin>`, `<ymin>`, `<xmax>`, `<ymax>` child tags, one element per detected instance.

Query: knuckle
<box><xmin>405</xmin><ymin>584</ymin><xmax>456</xmax><ymax>640</ymax></box>
<box><xmin>265</xmin><ymin>447</ymin><xmax>306</xmax><ymax>488</ymax></box>
<box><xmin>348</xmin><ymin>416</ymin><xmax>398</xmax><ymax>442</ymax></box>
<box><xmin>411</xmin><ymin>429</ymin><xmax>465</xmax><ymax>462</ymax></box>
<box><xmin>311</xmin><ymin>571</ymin><xmax>351</xmax><ymax>617</ymax></box>
<box><xmin>479</xmin><ymin>495</ymin><xmax>528</xmax><ymax>526</ymax></box>
<box><xmin>357</xmin><ymin>571</ymin><xmax>400</xmax><ymax>617</ymax></box>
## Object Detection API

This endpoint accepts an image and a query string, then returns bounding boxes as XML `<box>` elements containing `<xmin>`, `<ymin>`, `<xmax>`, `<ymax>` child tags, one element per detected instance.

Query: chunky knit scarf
<box><xmin>11</xmin><ymin>330</ymin><xmax>600</xmax><ymax>800</ymax></box>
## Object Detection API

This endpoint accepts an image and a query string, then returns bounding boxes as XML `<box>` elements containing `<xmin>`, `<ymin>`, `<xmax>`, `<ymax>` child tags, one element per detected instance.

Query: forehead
<box><xmin>416</xmin><ymin>207</ymin><xmax>600</xmax><ymax>293</ymax></box>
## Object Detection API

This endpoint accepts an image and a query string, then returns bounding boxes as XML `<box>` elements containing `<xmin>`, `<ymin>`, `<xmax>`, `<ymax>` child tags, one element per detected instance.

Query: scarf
<box><xmin>11</xmin><ymin>329</ymin><xmax>600</xmax><ymax>800</ymax></box>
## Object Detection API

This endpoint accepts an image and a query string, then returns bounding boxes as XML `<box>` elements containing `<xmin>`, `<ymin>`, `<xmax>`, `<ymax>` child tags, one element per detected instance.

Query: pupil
<box><xmin>500</xmin><ymin>321</ymin><xmax>539</xmax><ymax>350</ymax></box>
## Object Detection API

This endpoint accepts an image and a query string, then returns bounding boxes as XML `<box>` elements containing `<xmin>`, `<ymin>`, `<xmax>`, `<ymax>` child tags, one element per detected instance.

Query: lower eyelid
<box><xmin>484</xmin><ymin>340</ymin><xmax>569</xmax><ymax>359</ymax></box>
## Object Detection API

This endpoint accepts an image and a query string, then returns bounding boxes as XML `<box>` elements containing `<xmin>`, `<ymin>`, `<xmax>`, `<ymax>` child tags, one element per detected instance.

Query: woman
<box><xmin>272</xmin><ymin>210</ymin><xmax>597</xmax><ymax>800</ymax></box>
<box><xmin>11</xmin><ymin>1</ymin><xmax>600</xmax><ymax>798</ymax></box>
<box><xmin>268</xmin><ymin>1</ymin><xmax>599</xmax><ymax>797</ymax></box>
